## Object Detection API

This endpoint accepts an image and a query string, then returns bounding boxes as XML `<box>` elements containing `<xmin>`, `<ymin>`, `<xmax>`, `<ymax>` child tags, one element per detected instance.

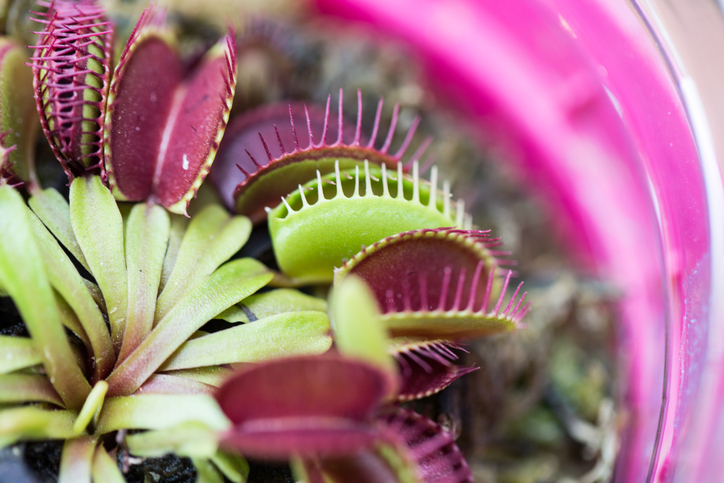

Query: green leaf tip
<box><xmin>332</xmin><ymin>276</ymin><xmax>397</xmax><ymax>382</ymax></box>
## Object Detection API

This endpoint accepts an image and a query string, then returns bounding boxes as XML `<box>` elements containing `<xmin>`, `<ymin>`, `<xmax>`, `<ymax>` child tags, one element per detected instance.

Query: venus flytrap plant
<box><xmin>292</xmin><ymin>407</ymin><xmax>472</xmax><ymax>483</ymax></box>
<box><xmin>213</xmin><ymin>276</ymin><xmax>475</xmax><ymax>482</ymax></box>
<box><xmin>0</xmin><ymin>0</ymin><xmax>535</xmax><ymax>479</ymax></box>
<box><xmin>389</xmin><ymin>339</ymin><xmax>476</xmax><ymax>402</ymax></box>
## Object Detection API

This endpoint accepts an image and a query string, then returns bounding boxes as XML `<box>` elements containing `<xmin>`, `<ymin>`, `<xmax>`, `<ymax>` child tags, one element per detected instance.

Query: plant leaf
<box><xmin>73</xmin><ymin>381</ymin><xmax>108</xmax><ymax>435</ymax></box>
<box><xmin>137</xmin><ymin>374</ymin><xmax>216</xmax><ymax>395</ymax></box>
<box><xmin>336</xmin><ymin>228</ymin><xmax>526</xmax><ymax>340</ymax></box>
<box><xmin>54</xmin><ymin>292</ymin><xmax>91</xmax><ymax>350</ymax></box>
<box><xmin>27</xmin><ymin>209</ymin><xmax>114</xmax><ymax>380</ymax></box>
<box><xmin>333</xmin><ymin>277</ymin><xmax>396</xmax><ymax>380</ymax></box>
<box><xmin>155</xmin><ymin>35</ymin><xmax>237</xmax><ymax>214</ymax></box>
<box><xmin>70</xmin><ymin>175</ymin><xmax>128</xmax><ymax>351</ymax></box>
<box><xmin>0</xmin><ymin>336</ymin><xmax>41</xmax><ymax>374</ymax></box>
<box><xmin>216</xmin><ymin>288</ymin><xmax>327</xmax><ymax>323</ymax></box>
<box><xmin>161</xmin><ymin>367</ymin><xmax>235</xmax><ymax>388</ymax></box>
<box><xmin>104</xmin><ymin>10</ymin><xmax>182</xmax><ymax>202</ymax></box>
<box><xmin>28</xmin><ymin>188</ymin><xmax>89</xmax><ymax>271</ymax></box>
<box><xmin>31</xmin><ymin>0</ymin><xmax>112</xmax><ymax>179</ymax></box>
<box><xmin>0</xmin><ymin>407</ymin><xmax>76</xmax><ymax>448</ymax></box>
<box><xmin>160</xmin><ymin>311</ymin><xmax>332</xmax><ymax>371</ymax></box>
<box><xmin>216</xmin><ymin>354</ymin><xmax>392</xmax><ymax>459</ymax></box>
<box><xmin>160</xmin><ymin>213</ymin><xmax>189</xmax><ymax>291</ymax></box>
<box><xmin>58</xmin><ymin>436</ymin><xmax>96</xmax><ymax>483</ymax></box>
<box><xmin>377</xmin><ymin>407</ymin><xmax>473</xmax><ymax>483</ymax></box>
<box><xmin>155</xmin><ymin>205</ymin><xmax>251</xmax><ymax>324</ymax></box>
<box><xmin>106</xmin><ymin>258</ymin><xmax>271</xmax><ymax>396</ymax></box>
<box><xmin>0</xmin><ymin>185</ymin><xmax>90</xmax><ymax>409</ymax></box>
<box><xmin>210</xmin><ymin>451</ymin><xmax>249</xmax><ymax>483</ymax></box>
<box><xmin>126</xmin><ymin>421</ymin><xmax>218</xmax><ymax>458</ymax></box>
<box><xmin>92</xmin><ymin>446</ymin><xmax>126</xmax><ymax>483</ymax></box>
<box><xmin>105</xmin><ymin>13</ymin><xmax>237</xmax><ymax>214</ymax></box>
<box><xmin>0</xmin><ymin>38</ymin><xmax>39</xmax><ymax>187</ymax></box>
<box><xmin>390</xmin><ymin>339</ymin><xmax>476</xmax><ymax>402</ymax></box>
<box><xmin>0</xmin><ymin>374</ymin><xmax>63</xmax><ymax>406</ymax></box>
<box><xmin>95</xmin><ymin>394</ymin><xmax>230</xmax><ymax>434</ymax></box>
<box><xmin>193</xmin><ymin>457</ymin><xmax>225</xmax><ymax>483</ymax></box>
<box><xmin>117</xmin><ymin>202</ymin><xmax>170</xmax><ymax>365</ymax></box>
<box><xmin>268</xmin><ymin>162</ymin><xmax>466</xmax><ymax>284</ymax></box>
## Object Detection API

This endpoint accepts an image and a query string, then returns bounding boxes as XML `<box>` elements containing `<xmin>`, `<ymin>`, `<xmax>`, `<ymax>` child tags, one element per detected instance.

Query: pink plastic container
<box><xmin>313</xmin><ymin>0</ymin><xmax>724</xmax><ymax>481</ymax></box>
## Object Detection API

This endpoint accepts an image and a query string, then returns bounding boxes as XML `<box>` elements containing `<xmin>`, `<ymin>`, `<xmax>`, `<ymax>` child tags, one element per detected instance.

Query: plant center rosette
<box><xmin>0</xmin><ymin>2</ymin><xmax>533</xmax><ymax>482</ymax></box>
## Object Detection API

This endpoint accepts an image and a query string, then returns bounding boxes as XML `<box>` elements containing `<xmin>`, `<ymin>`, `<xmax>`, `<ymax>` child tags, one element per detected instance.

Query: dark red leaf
<box><xmin>105</xmin><ymin>33</ymin><xmax>183</xmax><ymax>200</ymax></box>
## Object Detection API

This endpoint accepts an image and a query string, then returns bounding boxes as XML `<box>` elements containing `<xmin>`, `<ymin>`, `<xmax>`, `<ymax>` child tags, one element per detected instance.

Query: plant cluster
<box><xmin>0</xmin><ymin>1</ymin><xmax>529</xmax><ymax>481</ymax></box>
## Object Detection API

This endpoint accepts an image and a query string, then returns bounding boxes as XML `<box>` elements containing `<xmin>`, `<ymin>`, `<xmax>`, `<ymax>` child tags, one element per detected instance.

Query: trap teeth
<box><xmin>335</xmin><ymin>227</ymin><xmax>527</xmax><ymax>340</ymax></box>
<box><xmin>212</xmin><ymin>90</ymin><xmax>431</xmax><ymax>223</ymax></box>
<box><xmin>268</xmin><ymin>162</ymin><xmax>466</xmax><ymax>284</ymax></box>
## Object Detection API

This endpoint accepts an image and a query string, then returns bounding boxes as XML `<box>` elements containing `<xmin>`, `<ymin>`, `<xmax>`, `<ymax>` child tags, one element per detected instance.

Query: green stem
<box><xmin>116</xmin><ymin>202</ymin><xmax>169</xmax><ymax>366</ymax></box>
<box><xmin>193</xmin><ymin>457</ymin><xmax>225</xmax><ymax>483</ymax></box>
<box><xmin>211</xmin><ymin>452</ymin><xmax>249</xmax><ymax>483</ymax></box>
<box><xmin>159</xmin><ymin>214</ymin><xmax>189</xmax><ymax>292</ymax></box>
<box><xmin>0</xmin><ymin>186</ymin><xmax>91</xmax><ymax>409</ymax></box>
<box><xmin>70</xmin><ymin>175</ymin><xmax>128</xmax><ymax>351</ymax></box>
